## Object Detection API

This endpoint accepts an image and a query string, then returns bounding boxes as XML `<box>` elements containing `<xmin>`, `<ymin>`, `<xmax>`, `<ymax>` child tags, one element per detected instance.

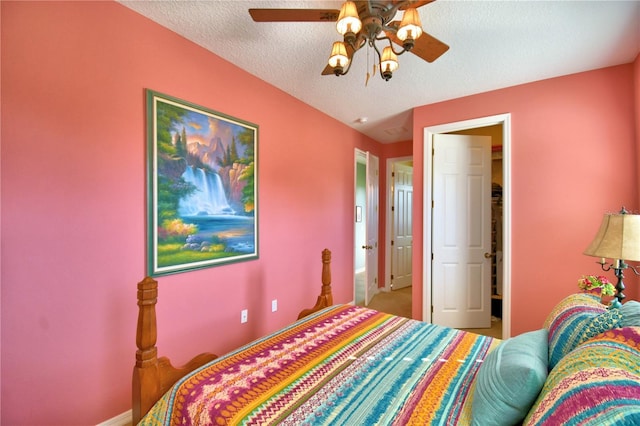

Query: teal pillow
<box><xmin>621</xmin><ymin>300</ymin><xmax>640</xmax><ymax>326</ymax></box>
<box><xmin>472</xmin><ymin>329</ymin><xmax>549</xmax><ymax>426</ymax></box>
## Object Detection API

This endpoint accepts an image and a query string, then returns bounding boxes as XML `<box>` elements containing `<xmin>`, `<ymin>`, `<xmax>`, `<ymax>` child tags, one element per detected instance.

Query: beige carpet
<box><xmin>359</xmin><ymin>286</ymin><xmax>503</xmax><ymax>339</ymax></box>
<box><xmin>459</xmin><ymin>318</ymin><xmax>503</xmax><ymax>339</ymax></box>
<box><xmin>364</xmin><ymin>286</ymin><xmax>413</xmax><ymax>318</ymax></box>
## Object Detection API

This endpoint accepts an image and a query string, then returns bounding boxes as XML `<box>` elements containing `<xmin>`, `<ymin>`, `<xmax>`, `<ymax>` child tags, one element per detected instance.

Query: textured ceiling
<box><xmin>119</xmin><ymin>0</ymin><xmax>640</xmax><ymax>143</ymax></box>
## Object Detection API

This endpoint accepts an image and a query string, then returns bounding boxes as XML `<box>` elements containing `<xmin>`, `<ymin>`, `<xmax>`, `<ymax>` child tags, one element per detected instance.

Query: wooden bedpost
<box><xmin>132</xmin><ymin>277</ymin><xmax>217</xmax><ymax>424</ymax></box>
<box><xmin>132</xmin><ymin>277</ymin><xmax>161</xmax><ymax>424</ymax></box>
<box><xmin>298</xmin><ymin>249</ymin><xmax>334</xmax><ymax>319</ymax></box>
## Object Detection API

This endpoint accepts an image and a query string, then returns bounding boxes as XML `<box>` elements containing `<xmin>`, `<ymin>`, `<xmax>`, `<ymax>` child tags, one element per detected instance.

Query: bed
<box><xmin>133</xmin><ymin>249</ymin><xmax>640</xmax><ymax>425</ymax></box>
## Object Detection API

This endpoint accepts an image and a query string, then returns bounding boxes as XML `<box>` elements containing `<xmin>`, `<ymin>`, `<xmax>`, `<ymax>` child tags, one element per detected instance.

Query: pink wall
<box><xmin>1</xmin><ymin>2</ymin><xmax>383</xmax><ymax>424</ymax></box>
<box><xmin>411</xmin><ymin>63</ymin><xmax>639</xmax><ymax>333</ymax></box>
<box><xmin>2</xmin><ymin>2</ymin><xmax>638</xmax><ymax>424</ymax></box>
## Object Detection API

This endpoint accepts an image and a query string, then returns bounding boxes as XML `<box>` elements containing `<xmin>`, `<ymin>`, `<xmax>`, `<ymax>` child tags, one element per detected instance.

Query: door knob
<box><xmin>362</xmin><ymin>245</ymin><xmax>373</xmax><ymax>250</ymax></box>
<box><xmin>484</xmin><ymin>252</ymin><xmax>494</xmax><ymax>258</ymax></box>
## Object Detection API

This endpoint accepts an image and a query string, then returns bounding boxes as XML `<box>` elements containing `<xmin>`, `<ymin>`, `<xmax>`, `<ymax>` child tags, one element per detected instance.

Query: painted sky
<box><xmin>172</xmin><ymin>108</ymin><xmax>249</xmax><ymax>158</ymax></box>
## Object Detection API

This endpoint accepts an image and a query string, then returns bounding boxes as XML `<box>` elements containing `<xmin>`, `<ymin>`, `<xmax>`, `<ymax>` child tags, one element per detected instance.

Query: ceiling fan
<box><xmin>249</xmin><ymin>1</ymin><xmax>449</xmax><ymax>81</ymax></box>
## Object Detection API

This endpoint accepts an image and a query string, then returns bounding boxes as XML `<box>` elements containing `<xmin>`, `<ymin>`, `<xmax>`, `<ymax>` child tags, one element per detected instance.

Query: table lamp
<box><xmin>584</xmin><ymin>207</ymin><xmax>640</xmax><ymax>307</ymax></box>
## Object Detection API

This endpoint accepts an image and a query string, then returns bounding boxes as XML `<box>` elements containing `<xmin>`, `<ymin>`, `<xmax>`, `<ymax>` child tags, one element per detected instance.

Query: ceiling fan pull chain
<box><xmin>365</xmin><ymin>45</ymin><xmax>371</xmax><ymax>86</ymax></box>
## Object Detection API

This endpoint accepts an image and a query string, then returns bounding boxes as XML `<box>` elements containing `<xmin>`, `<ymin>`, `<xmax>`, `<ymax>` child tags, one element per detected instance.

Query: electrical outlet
<box><xmin>241</xmin><ymin>309</ymin><xmax>248</xmax><ymax>323</ymax></box>
<box><xmin>271</xmin><ymin>299</ymin><xmax>278</xmax><ymax>312</ymax></box>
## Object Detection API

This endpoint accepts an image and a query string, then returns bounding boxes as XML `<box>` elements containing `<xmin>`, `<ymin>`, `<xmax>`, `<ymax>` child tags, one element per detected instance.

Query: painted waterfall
<box><xmin>178</xmin><ymin>166</ymin><xmax>234</xmax><ymax>216</ymax></box>
<box><xmin>147</xmin><ymin>90</ymin><xmax>258</xmax><ymax>275</ymax></box>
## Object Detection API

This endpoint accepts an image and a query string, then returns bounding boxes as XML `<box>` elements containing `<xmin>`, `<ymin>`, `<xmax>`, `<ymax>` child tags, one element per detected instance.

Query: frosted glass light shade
<box><xmin>328</xmin><ymin>41</ymin><xmax>350</xmax><ymax>68</ymax></box>
<box><xmin>584</xmin><ymin>210</ymin><xmax>640</xmax><ymax>262</ymax></box>
<box><xmin>336</xmin><ymin>1</ymin><xmax>362</xmax><ymax>35</ymax></box>
<box><xmin>397</xmin><ymin>8</ymin><xmax>423</xmax><ymax>41</ymax></box>
<box><xmin>380</xmin><ymin>46</ymin><xmax>399</xmax><ymax>72</ymax></box>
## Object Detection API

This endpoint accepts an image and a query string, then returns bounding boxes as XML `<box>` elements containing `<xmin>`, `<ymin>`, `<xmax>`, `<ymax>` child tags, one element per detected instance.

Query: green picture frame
<box><xmin>146</xmin><ymin>90</ymin><xmax>258</xmax><ymax>276</ymax></box>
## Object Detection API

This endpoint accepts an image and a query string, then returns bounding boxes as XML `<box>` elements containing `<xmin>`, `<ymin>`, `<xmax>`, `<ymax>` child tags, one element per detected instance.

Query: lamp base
<box><xmin>613</xmin><ymin>266</ymin><xmax>626</xmax><ymax>303</ymax></box>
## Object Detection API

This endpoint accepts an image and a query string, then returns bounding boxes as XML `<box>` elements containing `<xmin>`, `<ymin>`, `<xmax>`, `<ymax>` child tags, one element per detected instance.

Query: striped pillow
<box><xmin>543</xmin><ymin>293</ymin><xmax>604</xmax><ymax>330</ymax></box>
<box><xmin>524</xmin><ymin>326</ymin><xmax>640</xmax><ymax>425</ymax></box>
<box><xmin>545</xmin><ymin>293</ymin><xmax>622</xmax><ymax>369</ymax></box>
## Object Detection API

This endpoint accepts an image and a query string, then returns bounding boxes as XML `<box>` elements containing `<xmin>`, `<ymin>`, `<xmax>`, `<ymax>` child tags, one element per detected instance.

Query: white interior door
<box><xmin>392</xmin><ymin>163</ymin><xmax>413</xmax><ymax>290</ymax></box>
<box><xmin>432</xmin><ymin>134</ymin><xmax>492</xmax><ymax>329</ymax></box>
<box><xmin>365</xmin><ymin>152</ymin><xmax>379</xmax><ymax>305</ymax></box>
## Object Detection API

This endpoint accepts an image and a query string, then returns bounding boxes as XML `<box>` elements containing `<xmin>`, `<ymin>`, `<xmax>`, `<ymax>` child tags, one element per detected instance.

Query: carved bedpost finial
<box><xmin>298</xmin><ymin>249</ymin><xmax>334</xmax><ymax>319</ymax></box>
<box><xmin>133</xmin><ymin>276</ymin><xmax>159</xmax><ymax>424</ymax></box>
<box><xmin>135</xmin><ymin>277</ymin><xmax>158</xmax><ymax>364</ymax></box>
<box><xmin>321</xmin><ymin>249</ymin><xmax>333</xmax><ymax>305</ymax></box>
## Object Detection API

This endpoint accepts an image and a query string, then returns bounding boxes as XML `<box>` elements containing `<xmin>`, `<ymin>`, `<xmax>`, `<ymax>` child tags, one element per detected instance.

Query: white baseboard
<box><xmin>97</xmin><ymin>410</ymin><xmax>132</xmax><ymax>426</ymax></box>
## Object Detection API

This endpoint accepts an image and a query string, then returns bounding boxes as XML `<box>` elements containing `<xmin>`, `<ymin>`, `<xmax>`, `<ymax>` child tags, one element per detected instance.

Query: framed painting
<box><xmin>146</xmin><ymin>90</ymin><xmax>258</xmax><ymax>276</ymax></box>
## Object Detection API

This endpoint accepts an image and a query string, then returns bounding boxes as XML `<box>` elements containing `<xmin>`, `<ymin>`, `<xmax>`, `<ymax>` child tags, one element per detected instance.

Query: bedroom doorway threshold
<box><xmin>366</xmin><ymin>286</ymin><xmax>412</xmax><ymax>319</ymax></box>
<box><xmin>459</xmin><ymin>317</ymin><xmax>503</xmax><ymax>339</ymax></box>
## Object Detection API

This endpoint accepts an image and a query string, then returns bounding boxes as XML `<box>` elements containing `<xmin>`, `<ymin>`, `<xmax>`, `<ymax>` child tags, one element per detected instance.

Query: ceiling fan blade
<box><xmin>386</xmin><ymin>21</ymin><xmax>449</xmax><ymax>63</ymax></box>
<box><xmin>249</xmin><ymin>8</ymin><xmax>339</xmax><ymax>22</ymax></box>
<box><xmin>321</xmin><ymin>43</ymin><xmax>357</xmax><ymax>76</ymax></box>
<box><xmin>321</xmin><ymin>64</ymin><xmax>335</xmax><ymax>76</ymax></box>
<box><xmin>393</xmin><ymin>0</ymin><xmax>436</xmax><ymax>10</ymax></box>
<box><xmin>406</xmin><ymin>32</ymin><xmax>449</xmax><ymax>63</ymax></box>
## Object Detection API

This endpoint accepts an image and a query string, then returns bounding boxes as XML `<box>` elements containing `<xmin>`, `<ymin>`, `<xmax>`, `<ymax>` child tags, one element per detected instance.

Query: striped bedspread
<box><xmin>141</xmin><ymin>305</ymin><xmax>498</xmax><ymax>425</ymax></box>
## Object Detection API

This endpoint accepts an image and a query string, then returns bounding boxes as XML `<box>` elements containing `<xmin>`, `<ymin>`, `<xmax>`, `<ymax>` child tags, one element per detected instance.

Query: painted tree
<box><xmin>156</xmin><ymin>102</ymin><xmax>195</xmax><ymax>222</ymax></box>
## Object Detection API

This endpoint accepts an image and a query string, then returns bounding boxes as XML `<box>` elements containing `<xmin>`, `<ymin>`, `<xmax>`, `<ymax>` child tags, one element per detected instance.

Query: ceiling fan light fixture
<box><xmin>248</xmin><ymin>1</ymin><xmax>450</xmax><ymax>81</ymax></box>
<box><xmin>336</xmin><ymin>1</ymin><xmax>362</xmax><ymax>36</ymax></box>
<box><xmin>396</xmin><ymin>7</ymin><xmax>423</xmax><ymax>44</ymax></box>
<box><xmin>380</xmin><ymin>46</ymin><xmax>399</xmax><ymax>80</ymax></box>
<box><xmin>328</xmin><ymin>41</ymin><xmax>350</xmax><ymax>74</ymax></box>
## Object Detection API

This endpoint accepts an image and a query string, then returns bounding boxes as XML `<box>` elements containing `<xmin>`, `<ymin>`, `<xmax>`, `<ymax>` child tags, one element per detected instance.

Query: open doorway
<box><xmin>357</xmin><ymin>157</ymin><xmax>415</xmax><ymax>319</ymax></box>
<box><xmin>386</xmin><ymin>158</ymin><xmax>414</xmax><ymax>292</ymax></box>
<box><xmin>424</xmin><ymin>114</ymin><xmax>511</xmax><ymax>340</ymax></box>
<box><xmin>439</xmin><ymin>126</ymin><xmax>503</xmax><ymax>339</ymax></box>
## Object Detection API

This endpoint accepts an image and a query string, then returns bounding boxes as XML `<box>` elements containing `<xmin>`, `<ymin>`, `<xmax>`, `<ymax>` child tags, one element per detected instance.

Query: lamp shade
<box><xmin>336</xmin><ymin>1</ymin><xmax>361</xmax><ymax>35</ymax></box>
<box><xmin>380</xmin><ymin>46</ymin><xmax>399</xmax><ymax>72</ymax></box>
<box><xmin>328</xmin><ymin>41</ymin><xmax>350</xmax><ymax>68</ymax></box>
<box><xmin>584</xmin><ymin>209</ymin><xmax>640</xmax><ymax>262</ymax></box>
<box><xmin>397</xmin><ymin>7</ymin><xmax>423</xmax><ymax>41</ymax></box>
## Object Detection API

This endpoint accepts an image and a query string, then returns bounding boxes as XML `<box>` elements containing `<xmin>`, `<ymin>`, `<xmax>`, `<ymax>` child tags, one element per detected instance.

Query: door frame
<box><xmin>354</xmin><ymin>149</ymin><xmax>367</xmax><ymax>304</ymax></box>
<box><xmin>423</xmin><ymin>114</ymin><xmax>511</xmax><ymax>339</ymax></box>
<box><xmin>364</xmin><ymin>151</ymin><xmax>380</xmax><ymax>305</ymax></box>
<box><xmin>384</xmin><ymin>156</ymin><xmax>413</xmax><ymax>291</ymax></box>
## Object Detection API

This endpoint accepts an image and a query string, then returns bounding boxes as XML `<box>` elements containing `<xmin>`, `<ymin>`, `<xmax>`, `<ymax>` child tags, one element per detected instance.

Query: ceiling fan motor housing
<box><xmin>360</xmin><ymin>15</ymin><xmax>384</xmax><ymax>42</ymax></box>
